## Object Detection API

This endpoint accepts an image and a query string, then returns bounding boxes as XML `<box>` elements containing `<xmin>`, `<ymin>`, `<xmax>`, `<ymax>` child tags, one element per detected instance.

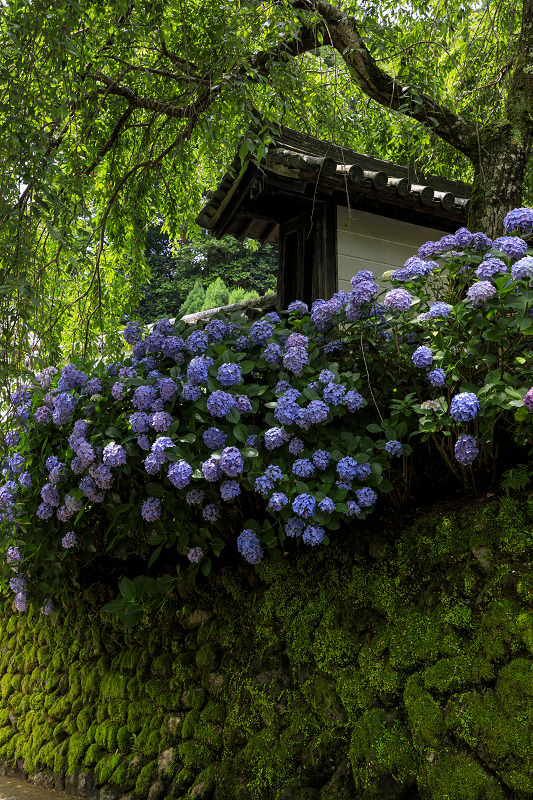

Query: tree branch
<box><xmin>289</xmin><ymin>0</ymin><xmax>475</xmax><ymax>156</ymax></box>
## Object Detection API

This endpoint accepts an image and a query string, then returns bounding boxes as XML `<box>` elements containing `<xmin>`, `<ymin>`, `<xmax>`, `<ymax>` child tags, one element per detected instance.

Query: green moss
<box><xmin>195</xmin><ymin>643</ymin><xmax>218</xmax><ymax>673</ymax></box>
<box><xmin>83</xmin><ymin>742</ymin><xmax>105</xmax><ymax>768</ymax></box>
<box><xmin>135</xmin><ymin>762</ymin><xmax>155</xmax><ymax>796</ymax></box>
<box><xmin>101</xmin><ymin>672</ymin><xmax>126</xmax><ymax>700</ymax></box>
<box><xmin>420</xmin><ymin>751</ymin><xmax>505</xmax><ymax>800</ymax></box>
<box><xmin>151</xmin><ymin>653</ymin><xmax>172</xmax><ymax>678</ymax></box>
<box><xmin>116</xmin><ymin>725</ymin><xmax>133</xmax><ymax>753</ymax></box>
<box><xmin>76</xmin><ymin>707</ymin><xmax>93</xmax><ymax>733</ymax></box>
<box><xmin>94</xmin><ymin>752</ymin><xmax>122</xmax><ymax>784</ymax></box>
<box><xmin>67</xmin><ymin>731</ymin><xmax>89</xmax><ymax>772</ymax></box>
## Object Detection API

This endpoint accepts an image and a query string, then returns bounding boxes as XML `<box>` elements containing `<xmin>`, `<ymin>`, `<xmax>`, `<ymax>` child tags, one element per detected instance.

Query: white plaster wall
<box><xmin>337</xmin><ymin>206</ymin><xmax>447</xmax><ymax>293</ymax></box>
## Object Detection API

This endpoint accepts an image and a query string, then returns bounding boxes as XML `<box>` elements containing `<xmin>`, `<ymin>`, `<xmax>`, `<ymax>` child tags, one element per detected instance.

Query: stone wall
<box><xmin>0</xmin><ymin>496</ymin><xmax>532</xmax><ymax>800</ymax></box>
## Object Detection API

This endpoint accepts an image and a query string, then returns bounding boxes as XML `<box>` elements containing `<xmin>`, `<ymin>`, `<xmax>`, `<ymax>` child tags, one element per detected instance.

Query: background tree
<box><xmin>2</xmin><ymin>0</ymin><xmax>533</xmax><ymax>388</ymax></box>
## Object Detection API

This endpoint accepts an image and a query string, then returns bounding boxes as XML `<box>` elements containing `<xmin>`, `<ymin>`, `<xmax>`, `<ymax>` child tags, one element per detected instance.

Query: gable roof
<box><xmin>196</xmin><ymin>125</ymin><xmax>471</xmax><ymax>243</ymax></box>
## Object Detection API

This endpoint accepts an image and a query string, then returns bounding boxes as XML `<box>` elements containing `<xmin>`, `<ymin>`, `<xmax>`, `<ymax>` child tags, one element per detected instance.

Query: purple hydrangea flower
<box><xmin>454</xmin><ymin>227</ymin><xmax>474</xmax><ymax>248</ymax></box>
<box><xmin>305</xmin><ymin>400</ymin><xmax>329</xmax><ymax>425</ymax></box>
<box><xmin>449</xmin><ymin>392</ymin><xmax>479</xmax><ymax>422</ymax></box>
<box><xmin>203</xmin><ymin>427</ymin><xmax>227</xmax><ymax>450</ymax></box>
<box><xmin>356</xmin><ymin>487</ymin><xmax>377</xmax><ymax>507</ymax></box>
<box><xmin>132</xmin><ymin>385</ymin><xmax>157</xmax><ymax>411</ymax></box>
<box><xmin>220</xmin><ymin>480</ymin><xmax>240</xmax><ymax>501</ymax></box>
<box><xmin>154</xmin><ymin>318</ymin><xmax>174</xmax><ymax>336</ymax></box>
<box><xmin>103</xmin><ymin>443</ymin><xmax>127</xmax><ymax>467</ymax></box>
<box><xmin>254</xmin><ymin>475</ymin><xmax>274</xmax><ymax>495</ymax></box>
<box><xmin>158</xmin><ymin>378</ymin><xmax>178</xmax><ymax>402</ymax></box>
<box><xmin>234</xmin><ymin>395</ymin><xmax>252</xmax><ymax>414</ymax></box>
<box><xmin>62</xmin><ymin>531</ymin><xmax>77</xmax><ymax>549</ymax></box>
<box><xmin>79</xmin><ymin>476</ymin><xmax>104</xmax><ymax>503</ymax></box>
<box><xmin>111</xmin><ymin>382</ymin><xmax>124</xmax><ymax>401</ymax></box>
<box><xmin>292</xmin><ymin>459</ymin><xmax>314</xmax><ymax>478</ymax></box>
<box><xmin>137</xmin><ymin>435</ymin><xmax>151</xmax><ymax>451</ymax></box>
<box><xmin>141</xmin><ymin>497</ymin><xmax>161</xmax><ymax>521</ymax></box>
<box><xmin>492</xmin><ymin>236</ymin><xmax>528</xmax><ymax>259</ymax></box>
<box><xmin>524</xmin><ymin>387</ymin><xmax>533</xmax><ymax>411</ymax></box>
<box><xmin>249</xmin><ymin>320</ymin><xmax>274</xmax><ymax>345</ymax></box>
<box><xmin>345</xmin><ymin>391</ymin><xmax>364</xmax><ymax>412</ymax></box>
<box><xmin>7</xmin><ymin>546</ymin><xmax>21</xmax><ymax>564</ymax></box>
<box><xmin>150</xmin><ymin>412</ymin><xmax>173</xmax><ymax>432</ymax></box>
<box><xmin>49</xmin><ymin>464</ymin><xmax>66</xmax><ymax>484</ymax></box>
<box><xmin>219</xmin><ymin>447</ymin><xmax>244</xmax><ymax>477</ymax></box>
<box><xmin>504</xmin><ymin>207</ymin><xmax>533</xmax><ymax>234</ymax></box>
<box><xmin>34</xmin><ymin>406</ymin><xmax>51</xmax><ymax>424</ymax></box>
<box><xmin>472</xmin><ymin>232</ymin><xmax>493</xmax><ymax>251</ymax></box>
<box><xmin>14</xmin><ymin>591</ymin><xmax>29</xmax><ymax>612</ymax></box>
<box><xmin>188</xmin><ymin>547</ymin><xmax>204</xmax><ymax>563</ymax></box>
<box><xmin>302</xmin><ymin>524</ymin><xmax>324</xmax><ymax>546</ymax></box>
<box><xmin>385</xmin><ymin>440</ymin><xmax>403</xmax><ymax>457</ymax></box>
<box><xmin>318</xmin><ymin>370</ymin><xmax>335</xmax><ymax>384</ymax></box>
<box><xmin>428</xmin><ymin>368</ymin><xmax>447</xmax><ymax>387</ymax></box>
<box><xmin>58</xmin><ymin>364</ymin><xmax>87</xmax><ymax>390</ymax></box>
<box><xmin>9</xmin><ymin>575</ymin><xmax>26</xmax><ymax>593</ymax></box>
<box><xmin>428</xmin><ymin>302</ymin><xmax>452</xmax><ymax>319</ymax></box>
<box><xmin>144</xmin><ymin>453</ymin><xmax>163</xmax><ymax>475</ymax></box>
<box><xmin>283</xmin><ymin>347</ymin><xmax>308</xmax><ymax>374</ymax></box>
<box><xmin>285</xmin><ymin>333</ymin><xmax>309</xmax><ymax>350</ymax></box>
<box><xmin>263</xmin><ymin>343</ymin><xmax>282</xmax><ymax>365</ymax></box>
<box><xmin>5</xmin><ymin>431</ymin><xmax>19</xmax><ymax>448</ymax></box>
<box><xmin>217</xmin><ymin>363</ymin><xmax>242</xmax><ymax>387</ymax></box>
<box><xmin>346</xmin><ymin>501</ymin><xmax>361</xmax><ymax>517</ymax></box>
<box><xmin>162</xmin><ymin>336</ymin><xmax>184</xmax><ymax>361</ymax></box>
<box><xmin>454</xmin><ymin>434</ymin><xmax>479</xmax><ymax>466</ymax></box>
<box><xmin>205</xmin><ymin>318</ymin><xmax>229</xmax><ymax>342</ymax></box>
<box><xmin>466</xmin><ymin>281</ymin><xmax>497</xmax><ymax>305</ymax></box>
<box><xmin>202</xmin><ymin>457</ymin><xmax>222</xmax><ymax>482</ymax></box>
<box><xmin>144</xmin><ymin>331</ymin><xmax>165</xmax><ymax>354</ymax></box>
<box><xmin>312</xmin><ymin>450</ymin><xmax>330</xmax><ymax>470</ymax></box>
<box><xmin>412</xmin><ymin>346</ymin><xmax>433</xmax><ymax>368</ymax></box>
<box><xmin>19</xmin><ymin>472</ymin><xmax>31</xmax><ymax>489</ymax></box>
<box><xmin>265</xmin><ymin>428</ymin><xmax>289</xmax><ymax>450</ymax></box>
<box><xmin>129</xmin><ymin>412</ymin><xmax>151</xmax><ymax>434</ymax></box>
<box><xmin>182</xmin><ymin>382</ymin><xmax>202</xmax><ymax>402</ymax></box>
<box><xmin>41</xmin><ymin>483</ymin><xmax>60</xmax><ymax>507</ymax></box>
<box><xmin>207</xmin><ymin>390</ymin><xmax>234</xmax><ymax>418</ymax></box>
<box><xmin>71</xmin><ymin>456</ymin><xmax>85</xmax><ymax>474</ymax></box>
<box><xmin>168</xmin><ymin>460</ymin><xmax>193</xmax><ymax>489</ymax></box>
<box><xmin>237</xmin><ymin>529</ymin><xmax>263</xmax><ymax>564</ymax></box>
<box><xmin>318</xmin><ymin>497</ymin><xmax>335</xmax><ymax>513</ymax></box>
<box><xmin>287</xmin><ymin>301</ymin><xmax>308</xmax><ymax>315</ymax></box>
<box><xmin>202</xmin><ymin>503</ymin><xmax>219</xmax><ymax>522</ymax></box>
<box><xmin>186</xmin><ymin>489</ymin><xmax>204</xmax><ymax>505</ymax></box>
<box><xmin>323</xmin><ymin>383</ymin><xmax>346</xmax><ymax>406</ymax></box>
<box><xmin>65</xmin><ymin>494</ymin><xmax>83</xmax><ymax>512</ymax></box>
<box><xmin>268</xmin><ymin>492</ymin><xmax>288</xmax><ymax>511</ymax></box>
<box><xmin>292</xmin><ymin>493</ymin><xmax>316</xmax><ymax>518</ymax></box>
<box><xmin>285</xmin><ymin>517</ymin><xmax>305</xmax><ymax>537</ymax></box>
<box><xmin>123</xmin><ymin>321</ymin><xmax>143</xmax><ymax>344</ymax></box>
<box><xmin>91</xmin><ymin>464</ymin><xmax>113</xmax><ymax>490</ymax></box>
<box><xmin>476</xmin><ymin>258</ymin><xmax>508</xmax><ymax>280</ymax></box>
<box><xmin>187</xmin><ymin>355</ymin><xmax>214</xmax><ymax>385</ymax></box>
<box><xmin>52</xmin><ymin>392</ymin><xmax>77</xmax><ymax>426</ymax></box>
<box><xmin>384</xmin><ymin>288</ymin><xmax>412</xmax><ymax>312</ymax></box>
<box><xmin>288</xmin><ymin>438</ymin><xmax>305</xmax><ymax>456</ymax></box>
<box><xmin>36</xmin><ymin>502</ymin><xmax>54</xmax><ymax>519</ymax></box>
<box><xmin>511</xmin><ymin>256</ymin><xmax>533</xmax><ymax>280</ymax></box>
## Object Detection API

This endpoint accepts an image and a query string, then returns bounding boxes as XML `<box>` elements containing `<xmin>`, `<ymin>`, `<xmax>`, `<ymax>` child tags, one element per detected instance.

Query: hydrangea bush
<box><xmin>3</xmin><ymin>207</ymin><xmax>533</xmax><ymax>624</ymax></box>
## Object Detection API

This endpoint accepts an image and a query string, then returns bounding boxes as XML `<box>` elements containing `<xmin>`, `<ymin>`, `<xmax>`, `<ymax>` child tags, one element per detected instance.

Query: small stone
<box><xmin>207</xmin><ymin>674</ymin><xmax>224</xmax><ymax>695</ymax></box>
<box><xmin>147</xmin><ymin>780</ymin><xmax>165</xmax><ymax>800</ymax></box>
<box><xmin>471</xmin><ymin>545</ymin><xmax>491</xmax><ymax>572</ymax></box>
<box><xmin>99</xmin><ymin>788</ymin><xmax>119</xmax><ymax>800</ymax></box>
<box><xmin>168</xmin><ymin>716</ymin><xmax>182</xmax><ymax>734</ymax></box>
<box><xmin>180</xmin><ymin>609</ymin><xmax>214</xmax><ymax>629</ymax></box>
<box><xmin>190</xmin><ymin>781</ymin><xmax>205</xmax><ymax>798</ymax></box>
<box><xmin>77</xmin><ymin>771</ymin><xmax>94</xmax><ymax>796</ymax></box>
<box><xmin>157</xmin><ymin>748</ymin><xmax>174</xmax><ymax>774</ymax></box>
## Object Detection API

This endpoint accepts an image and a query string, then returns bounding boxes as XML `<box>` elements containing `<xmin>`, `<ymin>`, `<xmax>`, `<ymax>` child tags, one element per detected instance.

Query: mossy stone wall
<box><xmin>0</xmin><ymin>497</ymin><xmax>532</xmax><ymax>800</ymax></box>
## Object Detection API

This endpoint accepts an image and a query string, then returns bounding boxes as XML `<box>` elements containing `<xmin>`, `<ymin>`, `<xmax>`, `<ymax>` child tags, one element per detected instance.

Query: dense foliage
<box><xmin>3</xmin><ymin>0</ymin><xmax>533</xmax><ymax>395</ymax></box>
<box><xmin>137</xmin><ymin>230</ymin><xmax>276</xmax><ymax>322</ymax></box>
<box><xmin>3</xmin><ymin>208</ymin><xmax>533</xmax><ymax>625</ymax></box>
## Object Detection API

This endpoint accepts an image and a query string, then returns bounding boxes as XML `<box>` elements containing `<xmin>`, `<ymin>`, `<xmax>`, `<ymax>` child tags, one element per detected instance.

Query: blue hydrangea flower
<box><xmin>285</xmin><ymin>517</ymin><xmax>305</xmax><ymax>537</ymax></box>
<box><xmin>207</xmin><ymin>390</ymin><xmax>234</xmax><ymax>417</ymax></box>
<box><xmin>428</xmin><ymin>368</ymin><xmax>446</xmax><ymax>387</ymax></box>
<box><xmin>287</xmin><ymin>301</ymin><xmax>308</xmax><ymax>315</ymax></box>
<box><xmin>285</xmin><ymin>333</ymin><xmax>309</xmax><ymax>350</ymax></box>
<box><xmin>52</xmin><ymin>392</ymin><xmax>77</xmax><ymax>425</ymax></box>
<box><xmin>141</xmin><ymin>497</ymin><xmax>161</xmax><ymax>521</ymax></box>
<box><xmin>220</xmin><ymin>447</ymin><xmax>244</xmax><ymax>477</ymax></box>
<box><xmin>454</xmin><ymin>434</ymin><xmax>479</xmax><ymax>465</ymax></box>
<box><xmin>14</xmin><ymin>591</ymin><xmax>28</xmax><ymax>612</ymax></box>
<box><xmin>144</xmin><ymin>453</ymin><xmax>163</xmax><ymax>475</ymax></box>
<box><xmin>428</xmin><ymin>302</ymin><xmax>452</xmax><ymax>319</ymax></box>
<box><xmin>186</xmin><ymin>489</ymin><xmax>204</xmax><ymax>506</ymax></box>
<box><xmin>237</xmin><ymin>529</ymin><xmax>263</xmax><ymax>564</ymax></box>
<box><xmin>283</xmin><ymin>347</ymin><xmax>308</xmax><ymax>374</ymax></box>
<box><xmin>34</xmin><ymin>406</ymin><xmax>51</xmax><ymax>424</ymax></box>
<box><xmin>203</xmin><ymin>427</ymin><xmax>227</xmax><ymax>450</ymax></box>
<box><xmin>449</xmin><ymin>392</ymin><xmax>479</xmax><ymax>422</ymax></box>
<box><xmin>42</xmin><ymin>598</ymin><xmax>55</xmax><ymax>615</ymax></box>
<box><xmin>144</xmin><ymin>332</ymin><xmax>165</xmax><ymax>354</ymax></box>
<box><xmin>312</xmin><ymin>450</ymin><xmax>330</xmax><ymax>470</ymax></box>
<box><xmin>199</xmin><ymin>456</ymin><xmax>221</xmax><ymax>482</ymax></box>
<box><xmin>132</xmin><ymin>385</ymin><xmax>157</xmax><ymax>411</ymax></box>
<box><xmin>292</xmin><ymin>459</ymin><xmax>314</xmax><ymax>478</ymax></box>
<box><xmin>356</xmin><ymin>487</ymin><xmax>377</xmax><ymax>507</ymax></box>
<box><xmin>6</xmin><ymin>546</ymin><xmax>21</xmax><ymax>564</ymax></box>
<box><xmin>36</xmin><ymin>502</ymin><xmax>54</xmax><ymax>519</ymax></box>
<box><xmin>246</xmin><ymin>434</ymin><xmax>258</xmax><ymax>447</ymax></box>
<box><xmin>318</xmin><ymin>370</ymin><xmax>335</xmax><ymax>384</ymax></box>
<box><xmin>318</xmin><ymin>497</ymin><xmax>335</xmax><ymax>513</ymax></box>
<box><xmin>275</xmin><ymin>396</ymin><xmax>301</xmax><ymax>425</ymax></box>
<box><xmin>217</xmin><ymin>363</ymin><xmax>242</xmax><ymax>387</ymax></box>
<box><xmin>323</xmin><ymin>383</ymin><xmax>346</xmax><ymax>406</ymax></box>
<box><xmin>472</xmin><ymin>232</ymin><xmax>492</xmax><ymax>251</ymax></box>
<box><xmin>162</xmin><ymin>336</ymin><xmax>184</xmax><ymax>361</ymax></box>
<box><xmin>385</xmin><ymin>440</ymin><xmax>403</xmax><ymax>457</ymax></box>
<box><xmin>155</xmin><ymin>318</ymin><xmax>174</xmax><ymax>336</ymax></box>
<box><xmin>188</xmin><ymin>547</ymin><xmax>204</xmax><ymax>563</ymax></box>
<box><xmin>265</xmin><ymin>312</ymin><xmax>281</xmax><ymax>323</ymax></box>
<box><xmin>383</xmin><ymin>288</ymin><xmax>412</xmax><ymax>311</ymax></box>
<box><xmin>85</xmin><ymin>377</ymin><xmax>103</xmax><ymax>396</ymax></box>
<box><xmin>345</xmin><ymin>391</ymin><xmax>364</xmax><ymax>412</ymax></box>
<box><xmin>265</xmin><ymin>428</ymin><xmax>289</xmax><ymax>450</ymax></box>
<box><xmin>305</xmin><ymin>400</ymin><xmax>329</xmax><ymax>425</ymax></box>
<box><xmin>185</xmin><ymin>330</ymin><xmax>209</xmax><ymax>355</ymax></box>
<box><xmin>187</xmin><ymin>356</ymin><xmax>214</xmax><ymax>385</ymax></box>
<box><xmin>268</xmin><ymin>492</ymin><xmax>289</xmax><ymax>511</ymax></box>
<box><xmin>336</xmin><ymin>457</ymin><xmax>359</xmax><ymax>481</ymax></box>
<box><xmin>249</xmin><ymin>320</ymin><xmax>273</xmax><ymax>345</ymax></box>
<box><xmin>137</xmin><ymin>435</ymin><xmax>151</xmax><ymax>451</ymax></box>
<box><xmin>40</xmin><ymin>483</ymin><xmax>60</xmax><ymax>507</ymax></box>
<box><xmin>345</xmin><ymin>501</ymin><xmax>361</xmax><ymax>517</ymax></box>
<box><xmin>235</xmin><ymin>336</ymin><xmax>250</xmax><ymax>351</ymax></box>
<box><xmin>5</xmin><ymin>431</ymin><xmax>19</xmax><ymax>448</ymax></box>
<box><xmin>182</xmin><ymin>382</ymin><xmax>202</xmax><ymax>402</ymax></box>
<box><xmin>205</xmin><ymin>318</ymin><xmax>229</xmax><ymax>342</ymax></box>
<box><xmin>91</xmin><ymin>464</ymin><xmax>113</xmax><ymax>490</ymax></box>
<box><xmin>123</xmin><ymin>321</ymin><xmax>144</xmax><ymax>344</ymax></box>
<box><xmin>202</xmin><ymin>504</ymin><xmax>219</xmax><ymax>522</ymax></box>
<box><xmin>129</xmin><ymin>412</ymin><xmax>151</xmax><ymax>434</ymax></box>
<box><xmin>412</xmin><ymin>346</ymin><xmax>433</xmax><ymax>368</ymax></box>
<box><xmin>254</xmin><ymin>475</ymin><xmax>274</xmax><ymax>495</ymax></box>
<box><xmin>511</xmin><ymin>256</ymin><xmax>533</xmax><ymax>280</ymax></box>
<box><xmin>58</xmin><ymin>364</ymin><xmax>87</xmax><ymax>390</ymax></box>
<box><xmin>103</xmin><ymin>443</ymin><xmax>127</xmax><ymax>467</ymax></box>
<box><xmin>19</xmin><ymin>472</ymin><xmax>31</xmax><ymax>489</ymax></box>
<box><xmin>504</xmin><ymin>207</ymin><xmax>533</xmax><ymax>234</ymax></box>
<box><xmin>288</xmin><ymin>438</ymin><xmax>304</xmax><ymax>456</ymax></box>
<box><xmin>265</xmin><ymin>465</ymin><xmax>283</xmax><ymax>482</ymax></box>
<box><xmin>292</xmin><ymin>494</ymin><xmax>316</xmax><ymax>518</ymax></box>
<box><xmin>492</xmin><ymin>236</ymin><xmax>528</xmax><ymax>259</ymax></box>
<box><xmin>263</xmin><ymin>343</ymin><xmax>282</xmax><ymax>365</ymax></box>
<box><xmin>454</xmin><ymin>227</ymin><xmax>474</xmax><ymax>247</ymax></box>
<box><xmin>476</xmin><ymin>258</ymin><xmax>508</xmax><ymax>280</ymax></box>
<box><xmin>220</xmin><ymin>480</ymin><xmax>240</xmax><ymax>501</ymax></box>
<box><xmin>466</xmin><ymin>281</ymin><xmax>497</xmax><ymax>305</ymax></box>
<box><xmin>302</xmin><ymin>524</ymin><xmax>324</xmax><ymax>546</ymax></box>
<box><xmin>167</xmin><ymin>461</ymin><xmax>192</xmax><ymax>489</ymax></box>
<box><xmin>234</xmin><ymin>395</ymin><xmax>252</xmax><ymax>414</ymax></box>
<box><xmin>158</xmin><ymin>378</ymin><xmax>178</xmax><ymax>402</ymax></box>
<box><xmin>150</xmin><ymin>412</ymin><xmax>173</xmax><ymax>432</ymax></box>
<box><xmin>61</xmin><ymin>531</ymin><xmax>77</xmax><ymax>548</ymax></box>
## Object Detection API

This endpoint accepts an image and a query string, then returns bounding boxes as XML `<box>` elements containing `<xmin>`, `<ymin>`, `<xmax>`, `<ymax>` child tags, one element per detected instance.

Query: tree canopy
<box><xmin>2</xmin><ymin>0</ymin><xmax>532</xmax><ymax>385</ymax></box>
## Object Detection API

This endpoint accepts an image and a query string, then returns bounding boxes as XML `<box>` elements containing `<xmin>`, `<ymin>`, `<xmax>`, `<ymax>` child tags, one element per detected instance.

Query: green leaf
<box><xmin>119</xmin><ymin>578</ymin><xmax>136</xmax><ymax>601</ymax></box>
<box><xmin>233</xmin><ymin>423</ymin><xmax>248</xmax><ymax>443</ymax></box>
<box><xmin>146</xmin><ymin>482</ymin><xmax>164</xmax><ymax>497</ymax></box>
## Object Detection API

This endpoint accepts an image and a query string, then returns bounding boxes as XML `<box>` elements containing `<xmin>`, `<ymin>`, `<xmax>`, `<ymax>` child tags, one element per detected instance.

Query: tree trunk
<box><xmin>467</xmin><ymin>123</ymin><xmax>533</xmax><ymax>238</ymax></box>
